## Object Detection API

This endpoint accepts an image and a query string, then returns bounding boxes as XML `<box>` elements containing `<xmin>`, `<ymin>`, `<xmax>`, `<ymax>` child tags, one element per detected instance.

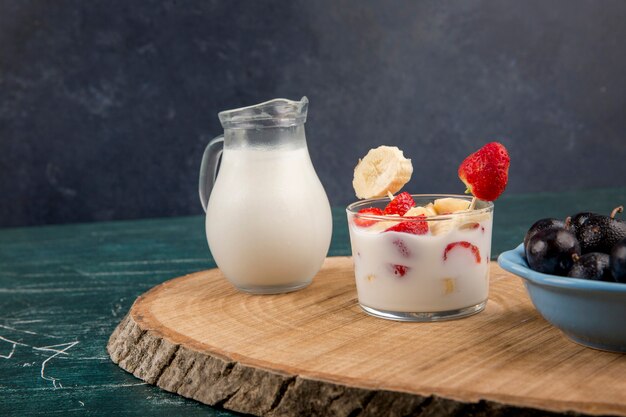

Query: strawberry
<box><xmin>458</xmin><ymin>142</ymin><xmax>510</xmax><ymax>201</ymax></box>
<box><xmin>354</xmin><ymin>207</ymin><xmax>384</xmax><ymax>227</ymax></box>
<box><xmin>384</xmin><ymin>192</ymin><xmax>415</xmax><ymax>216</ymax></box>
<box><xmin>390</xmin><ymin>264</ymin><xmax>409</xmax><ymax>277</ymax></box>
<box><xmin>392</xmin><ymin>239</ymin><xmax>410</xmax><ymax>257</ymax></box>
<box><xmin>385</xmin><ymin>216</ymin><xmax>429</xmax><ymax>235</ymax></box>
<box><xmin>443</xmin><ymin>241</ymin><xmax>481</xmax><ymax>263</ymax></box>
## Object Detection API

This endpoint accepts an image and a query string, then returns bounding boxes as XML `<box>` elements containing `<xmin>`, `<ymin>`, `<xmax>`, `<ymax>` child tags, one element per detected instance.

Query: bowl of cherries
<box><xmin>498</xmin><ymin>206</ymin><xmax>626</xmax><ymax>353</ymax></box>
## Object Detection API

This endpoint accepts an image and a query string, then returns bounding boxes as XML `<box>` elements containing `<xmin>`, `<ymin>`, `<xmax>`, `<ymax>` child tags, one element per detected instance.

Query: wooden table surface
<box><xmin>2</xmin><ymin>187</ymin><xmax>626</xmax><ymax>416</ymax></box>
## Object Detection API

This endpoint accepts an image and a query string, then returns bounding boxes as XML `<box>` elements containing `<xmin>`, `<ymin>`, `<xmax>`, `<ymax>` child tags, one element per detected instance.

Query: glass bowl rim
<box><xmin>346</xmin><ymin>194</ymin><xmax>494</xmax><ymax>222</ymax></box>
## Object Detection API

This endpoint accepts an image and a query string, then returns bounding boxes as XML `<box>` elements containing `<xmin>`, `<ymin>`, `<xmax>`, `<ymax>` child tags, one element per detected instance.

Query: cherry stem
<box><xmin>469</xmin><ymin>197</ymin><xmax>477</xmax><ymax>211</ymax></box>
<box><xmin>611</xmin><ymin>206</ymin><xmax>624</xmax><ymax>219</ymax></box>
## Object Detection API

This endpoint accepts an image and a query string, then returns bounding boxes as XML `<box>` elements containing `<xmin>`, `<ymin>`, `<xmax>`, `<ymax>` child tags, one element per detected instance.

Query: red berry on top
<box><xmin>384</xmin><ymin>192</ymin><xmax>415</xmax><ymax>216</ymax></box>
<box><xmin>354</xmin><ymin>207</ymin><xmax>384</xmax><ymax>227</ymax></box>
<box><xmin>385</xmin><ymin>216</ymin><xmax>429</xmax><ymax>235</ymax></box>
<box><xmin>458</xmin><ymin>142</ymin><xmax>510</xmax><ymax>201</ymax></box>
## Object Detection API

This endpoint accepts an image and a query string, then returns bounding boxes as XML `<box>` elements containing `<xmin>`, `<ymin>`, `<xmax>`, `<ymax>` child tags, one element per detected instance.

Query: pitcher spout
<box><xmin>218</xmin><ymin>97</ymin><xmax>308</xmax><ymax>129</ymax></box>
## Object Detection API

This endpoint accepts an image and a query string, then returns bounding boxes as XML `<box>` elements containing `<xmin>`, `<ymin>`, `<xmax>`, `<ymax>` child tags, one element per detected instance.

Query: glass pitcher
<box><xmin>199</xmin><ymin>97</ymin><xmax>332</xmax><ymax>294</ymax></box>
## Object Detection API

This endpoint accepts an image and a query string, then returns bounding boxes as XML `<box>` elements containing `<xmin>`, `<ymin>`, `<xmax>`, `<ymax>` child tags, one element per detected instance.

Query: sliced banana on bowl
<box><xmin>352</xmin><ymin>146</ymin><xmax>413</xmax><ymax>199</ymax></box>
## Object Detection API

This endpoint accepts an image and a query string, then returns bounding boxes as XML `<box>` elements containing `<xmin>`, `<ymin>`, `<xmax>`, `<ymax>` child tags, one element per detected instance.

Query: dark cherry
<box><xmin>525</xmin><ymin>228</ymin><xmax>581</xmax><ymax>276</ymax></box>
<box><xmin>610</xmin><ymin>238</ymin><xmax>626</xmax><ymax>283</ymax></box>
<box><xmin>523</xmin><ymin>218</ymin><xmax>566</xmax><ymax>252</ymax></box>
<box><xmin>577</xmin><ymin>206</ymin><xmax>626</xmax><ymax>254</ymax></box>
<box><xmin>570</xmin><ymin>212</ymin><xmax>597</xmax><ymax>235</ymax></box>
<box><xmin>567</xmin><ymin>253</ymin><xmax>613</xmax><ymax>281</ymax></box>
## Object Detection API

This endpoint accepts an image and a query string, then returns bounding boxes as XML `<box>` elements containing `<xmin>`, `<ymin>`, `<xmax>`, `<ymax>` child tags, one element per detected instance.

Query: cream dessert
<box><xmin>348</xmin><ymin>195</ymin><xmax>493</xmax><ymax>319</ymax></box>
<box><xmin>347</xmin><ymin>143</ymin><xmax>509</xmax><ymax>321</ymax></box>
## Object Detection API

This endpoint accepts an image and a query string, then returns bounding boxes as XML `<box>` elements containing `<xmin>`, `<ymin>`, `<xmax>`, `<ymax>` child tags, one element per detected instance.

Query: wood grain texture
<box><xmin>108</xmin><ymin>257</ymin><xmax>626</xmax><ymax>417</ymax></box>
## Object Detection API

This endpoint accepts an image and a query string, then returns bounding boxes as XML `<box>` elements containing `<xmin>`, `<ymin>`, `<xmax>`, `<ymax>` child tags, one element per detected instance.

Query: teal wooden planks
<box><xmin>0</xmin><ymin>216</ymin><xmax>226</xmax><ymax>416</ymax></box>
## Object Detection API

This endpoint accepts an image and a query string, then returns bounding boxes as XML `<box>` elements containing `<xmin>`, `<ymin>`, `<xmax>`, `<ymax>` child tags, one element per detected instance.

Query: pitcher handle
<box><xmin>199</xmin><ymin>135</ymin><xmax>224</xmax><ymax>212</ymax></box>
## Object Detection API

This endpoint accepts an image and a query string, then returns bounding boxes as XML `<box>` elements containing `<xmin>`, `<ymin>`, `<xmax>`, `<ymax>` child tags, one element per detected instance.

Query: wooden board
<box><xmin>107</xmin><ymin>257</ymin><xmax>626</xmax><ymax>417</ymax></box>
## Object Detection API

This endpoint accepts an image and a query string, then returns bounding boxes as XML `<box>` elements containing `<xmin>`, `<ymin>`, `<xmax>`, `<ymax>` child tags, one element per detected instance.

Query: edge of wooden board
<box><xmin>107</xmin><ymin>260</ymin><xmax>620</xmax><ymax>417</ymax></box>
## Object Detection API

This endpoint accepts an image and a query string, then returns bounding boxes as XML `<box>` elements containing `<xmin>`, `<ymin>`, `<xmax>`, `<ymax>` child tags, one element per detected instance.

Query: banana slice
<box><xmin>353</xmin><ymin>146</ymin><xmax>413</xmax><ymax>199</ymax></box>
<box><xmin>433</xmin><ymin>198</ymin><xmax>471</xmax><ymax>215</ymax></box>
<box><xmin>430</xmin><ymin>218</ymin><xmax>458</xmax><ymax>236</ymax></box>
<box><xmin>424</xmin><ymin>203</ymin><xmax>438</xmax><ymax>217</ymax></box>
<box><xmin>404</xmin><ymin>206</ymin><xmax>430</xmax><ymax>217</ymax></box>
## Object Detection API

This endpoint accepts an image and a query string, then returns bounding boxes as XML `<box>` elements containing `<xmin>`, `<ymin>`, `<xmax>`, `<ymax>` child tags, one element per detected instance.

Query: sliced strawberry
<box><xmin>391</xmin><ymin>264</ymin><xmax>409</xmax><ymax>277</ymax></box>
<box><xmin>392</xmin><ymin>239</ymin><xmax>410</xmax><ymax>257</ymax></box>
<box><xmin>385</xmin><ymin>216</ymin><xmax>429</xmax><ymax>235</ymax></box>
<box><xmin>354</xmin><ymin>207</ymin><xmax>384</xmax><ymax>227</ymax></box>
<box><xmin>384</xmin><ymin>192</ymin><xmax>415</xmax><ymax>216</ymax></box>
<box><xmin>443</xmin><ymin>241</ymin><xmax>481</xmax><ymax>263</ymax></box>
<box><xmin>458</xmin><ymin>142</ymin><xmax>510</xmax><ymax>201</ymax></box>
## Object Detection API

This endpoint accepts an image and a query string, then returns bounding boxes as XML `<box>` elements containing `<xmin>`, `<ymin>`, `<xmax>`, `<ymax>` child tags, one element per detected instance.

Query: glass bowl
<box><xmin>346</xmin><ymin>194</ymin><xmax>494</xmax><ymax>321</ymax></box>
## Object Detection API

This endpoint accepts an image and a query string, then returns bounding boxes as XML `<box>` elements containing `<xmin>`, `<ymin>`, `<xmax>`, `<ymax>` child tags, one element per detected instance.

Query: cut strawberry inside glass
<box><xmin>443</xmin><ymin>241</ymin><xmax>481</xmax><ymax>263</ymax></box>
<box><xmin>384</xmin><ymin>216</ymin><xmax>428</xmax><ymax>235</ymax></box>
<box><xmin>390</xmin><ymin>264</ymin><xmax>409</xmax><ymax>277</ymax></box>
<box><xmin>354</xmin><ymin>207</ymin><xmax>384</xmax><ymax>227</ymax></box>
<box><xmin>392</xmin><ymin>239</ymin><xmax>411</xmax><ymax>257</ymax></box>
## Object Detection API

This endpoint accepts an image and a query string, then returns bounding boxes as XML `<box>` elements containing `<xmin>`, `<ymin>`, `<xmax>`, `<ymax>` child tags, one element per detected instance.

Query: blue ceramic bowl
<box><xmin>498</xmin><ymin>244</ymin><xmax>626</xmax><ymax>353</ymax></box>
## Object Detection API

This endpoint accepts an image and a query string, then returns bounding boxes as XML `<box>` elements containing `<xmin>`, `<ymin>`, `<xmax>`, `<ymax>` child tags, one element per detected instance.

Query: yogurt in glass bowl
<box><xmin>346</xmin><ymin>194</ymin><xmax>494</xmax><ymax>321</ymax></box>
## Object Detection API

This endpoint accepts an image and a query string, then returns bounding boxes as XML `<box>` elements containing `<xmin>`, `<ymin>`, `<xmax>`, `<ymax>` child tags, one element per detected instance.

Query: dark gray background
<box><xmin>1</xmin><ymin>0</ymin><xmax>625</xmax><ymax>227</ymax></box>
